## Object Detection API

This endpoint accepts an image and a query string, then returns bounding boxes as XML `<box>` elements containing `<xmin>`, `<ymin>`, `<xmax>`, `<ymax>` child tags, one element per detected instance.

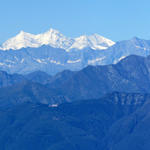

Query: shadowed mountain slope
<box><xmin>0</xmin><ymin>92</ymin><xmax>148</xmax><ymax>150</ymax></box>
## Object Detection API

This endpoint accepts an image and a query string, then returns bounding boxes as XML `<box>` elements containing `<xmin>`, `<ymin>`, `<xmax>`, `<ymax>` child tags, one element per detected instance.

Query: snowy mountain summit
<box><xmin>0</xmin><ymin>28</ymin><xmax>115</xmax><ymax>51</ymax></box>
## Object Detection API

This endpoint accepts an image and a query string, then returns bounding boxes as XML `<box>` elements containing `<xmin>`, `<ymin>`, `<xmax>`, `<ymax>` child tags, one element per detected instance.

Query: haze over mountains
<box><xmin>0</xmin><ymin>29</ymin><xmax>150</xmax><ymax>75</ymax></box>
<box><xmin>0</xmin><ymin>54</ymin><xmax>150</xmax><ymax>107</ymax></box>
<box><xmin>1</xmin><ymin>29</ymin><xmax>150</xmax><ymax>150</ymax></box>
<box><xmin>1</xmin><ymin>55</ymin><xmax>150</xmax><ymax>149</ymax></box>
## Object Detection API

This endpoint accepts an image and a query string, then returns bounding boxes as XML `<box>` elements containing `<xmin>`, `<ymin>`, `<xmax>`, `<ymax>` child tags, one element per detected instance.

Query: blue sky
<box><xmin>0</xmin><ymin>0</ymin><xmax>150</xmax><ymax>43</ymax></box>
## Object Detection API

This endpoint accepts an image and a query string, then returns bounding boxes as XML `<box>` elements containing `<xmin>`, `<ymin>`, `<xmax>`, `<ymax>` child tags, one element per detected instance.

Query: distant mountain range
<box><xmin>0</xmin><ymin>28</ymin><xmax>115</xmax><ymax>51</ymax></box>
<box><xmin>0</xmin><ymin>29</ymin><xmax>150</xmax><ymax>75</ymax></box>
<box><xmin>1</xmin><ymin>55</ymin><xmax>150</xmax><ymax>107</ymax></box>
<box><xmin>0</xmin><ymin>41</ymin><xmax>150</xmax><ymax>149</ymax></box>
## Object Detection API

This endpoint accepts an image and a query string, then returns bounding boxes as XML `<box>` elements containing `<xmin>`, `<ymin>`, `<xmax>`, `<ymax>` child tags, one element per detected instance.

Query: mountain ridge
<box><xmin>1</xmin><ymin>54</ymin><xmax>150</xmax><ymax>105</ymax></box>
<box><xmin>0</xmin><ymin>28</ymin><xmax>115</xmax><ymax>51</ymax></box>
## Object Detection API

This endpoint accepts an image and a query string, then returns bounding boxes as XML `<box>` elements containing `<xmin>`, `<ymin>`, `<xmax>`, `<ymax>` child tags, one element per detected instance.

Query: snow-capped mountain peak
<box><xmin>36</xmin><ymin>28</ymin><xmax>73</xmax><ymax>49</ymax></box>
<box><xmin>0</xmin><ymin>30</ymin><xmax>37</xmax><ymax>50</ymax></box>
<box><xmin>69</xmin><ymin>34</ymin><xmax>115</xmax><ymax>50</ymax></box>
<box><xmin>0</xmin><ymin>28</ymin><xmax>115</xmax><ymax>51</ymax></box>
